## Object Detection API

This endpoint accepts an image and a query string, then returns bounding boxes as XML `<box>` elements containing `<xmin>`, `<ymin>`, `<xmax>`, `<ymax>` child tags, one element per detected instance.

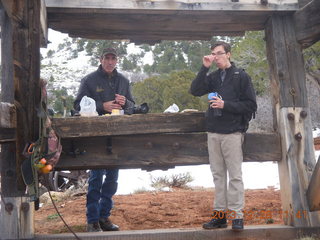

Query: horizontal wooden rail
<box><xmin>55</xmin><ymin>132</ymin><xmax>281</xmax><ymax>171</ymax></box>
<box><xmin>52</xmin><ymin>112</ymin><xmax>206</xmax><ymax>138</ymax></box>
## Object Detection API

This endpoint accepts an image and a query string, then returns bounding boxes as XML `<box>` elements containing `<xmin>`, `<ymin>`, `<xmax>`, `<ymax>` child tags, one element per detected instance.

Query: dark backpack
<box><xmin>233</xmin><ymin>69</ymin><xmax>257</xmax><ymax>132</ymax></box>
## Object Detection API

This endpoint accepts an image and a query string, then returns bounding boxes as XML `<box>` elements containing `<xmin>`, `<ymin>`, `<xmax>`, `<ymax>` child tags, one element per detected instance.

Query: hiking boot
<box><xmin>87</xmin><ymin>222</ymin><xmax>103</xmax><ymax>232</ymax></box>
<box><xmin>203</xmin><ymin>211</ymin><xmax>227</xmax><ymax>229</ymax></box>
<box><xmin>99</xmin><ymin>218</ymin><xmax>119</xmax><ymax>231</ymax></box>
<box><xmin>232</xmin><ymin>219</ymin><xmax>244</xmax><ymax>231</ymax></box>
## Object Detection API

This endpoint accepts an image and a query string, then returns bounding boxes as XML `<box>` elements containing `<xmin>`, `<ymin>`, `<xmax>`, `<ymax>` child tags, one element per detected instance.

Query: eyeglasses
<box><xmin>211</xmin><ymin>52</ymin><xmax>226</xmax><ymax>57</ymax></box>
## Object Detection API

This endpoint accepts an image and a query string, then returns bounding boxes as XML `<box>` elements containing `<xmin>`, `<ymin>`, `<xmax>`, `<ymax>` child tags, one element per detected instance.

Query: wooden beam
<box><xmin>45</xmin><ymin>0</ymin><xmax>298</xmax><ymax>11</ymax></box>
<box><xmin>40</xmin><ymin>0</ymin><xmax>48</xmax><ymax>47</ymax></box>
<box><xmin>294</xmin><ymin>0</ymin><xmax>320</xmax><ymax>48</ymax></box>
<box><xmin>0</xmin><ymin>0</ymin><xmax>13</xmax><ymax>18</ymax></box>
<box><xmin>307</xmin><ymin>155</ymin><xmax>320</xmax><ymax>211</ymax></box>
<box><xmin>0</xmin><ymin>0</ymin><xmax>17</xmax><ymax>197</ymax></box>
<box><xmin>0</xmin><ymin>1</ymin><xmax>38</xmax><ymax>239</ymax></box>
<box><xmin>52</xmin><ymin>112</ymin><xmax>206</xmax><ymax>138</ymax></box>
<box><xmin>47</xmin><ymin>10</ymin><xmax>262</xmax><ymax>42</ymax></box>
<box><xmin>34</xmin><ymin>225</ymin><xmax>320</xmax><ymax>240</ymax></box>
<box><xmin>0</xmin><ymin>0</ymin><xmax>25</xmax><ymax>24</ymax></box>
<box><xmin>55</xmin><ymin>132</ymin><xmax>281</xmax><ymax>171</ymax></box>
<box><xmin>0</xmin><ymin>102</ymin><xmax>16</xmax><ymax>128</ymax></box>
<box><xmin>46</xmin><ymin>2</ymin><xmax>296</xmax><ymax>41</ymax></box>
<box><xmin>266</xmin><ymin>15</ymin><xmax>320</xmax><ymax>227</ymax></box>
<box><xmin>0</xmin><ymin>129</ymin><xmax>16</xmax><ymax>143</ymax></box>
<box><xmin>265</xmin><ymin>15</ymin><xmax>308</xmax><ymax>108</ymax></box>
<box><xmin>0</xmin><ymin>197</ymin><xmax>34</xmax><ymax>240</ymax></box>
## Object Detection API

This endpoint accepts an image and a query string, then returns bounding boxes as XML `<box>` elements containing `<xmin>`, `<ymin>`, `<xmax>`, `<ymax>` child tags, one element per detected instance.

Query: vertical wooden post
<box><xmin>0</xmin><ymin>0</ymin><xmax>41</xmax><ymax>238</ymax></box>
<box><xmin>265</xmin><ymin>15</ymin><xmax>320</xmax><ymax>227</ymax></box>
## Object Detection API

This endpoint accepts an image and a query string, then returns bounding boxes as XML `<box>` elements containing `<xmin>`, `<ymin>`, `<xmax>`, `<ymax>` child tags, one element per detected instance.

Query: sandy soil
<box><xmin>35</xmin><ymin>187</ymin><xmax>283</xmax><ymax>234</ymax></box>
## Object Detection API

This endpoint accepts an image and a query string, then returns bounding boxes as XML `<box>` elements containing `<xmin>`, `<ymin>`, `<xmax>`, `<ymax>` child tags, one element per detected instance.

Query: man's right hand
<box><xmin>203</xmin><ymin>55</ymin><xmax>214</xmax><ymax>68</ymax></box>
<box><xmin>103</xmin><ymin>100</ymin><xmax>122</xmax><ymax>113</ymax></box>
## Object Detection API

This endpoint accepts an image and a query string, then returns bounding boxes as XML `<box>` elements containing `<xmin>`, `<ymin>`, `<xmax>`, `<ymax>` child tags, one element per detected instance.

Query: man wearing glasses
<box><xmin>190</xmin><ymin>41</ymin><xmax>257</xmax><ymax>231</ymax></box>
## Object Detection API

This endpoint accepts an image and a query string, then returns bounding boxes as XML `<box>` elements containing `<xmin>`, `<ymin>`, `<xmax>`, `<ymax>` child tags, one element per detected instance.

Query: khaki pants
<box><xmin>207</xmin><ymin>132</ymin><xmax>244</xmax><ymax>219</ymax></box>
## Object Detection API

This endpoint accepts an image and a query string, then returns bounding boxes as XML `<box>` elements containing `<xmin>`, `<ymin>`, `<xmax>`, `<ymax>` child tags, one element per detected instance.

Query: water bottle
<box><xmin>208</xmin><ymin>92</ymin><xmax>222</xmax><ymax>117</ymax></box>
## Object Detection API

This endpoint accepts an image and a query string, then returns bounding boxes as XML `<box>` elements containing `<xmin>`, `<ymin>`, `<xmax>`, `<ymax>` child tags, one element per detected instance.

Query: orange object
<box><xmin>27</xmin><ymin>143</ymin><xmax>35</xmax><ymax>154</ymax></box>
<box><xmin>39</xmin><ymin>158</ymin><xmax>47</xmax><ymax>165</ymax></box>
<box><xmin>40</xmin><ymin>164</ymin><xmax>53</xmax><ymax>174</ymax></box>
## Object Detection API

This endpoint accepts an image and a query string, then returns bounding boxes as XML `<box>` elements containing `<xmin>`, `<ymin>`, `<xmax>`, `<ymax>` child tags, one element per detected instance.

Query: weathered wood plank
<box><xmin>13</xmin><ymin>0</ymin><xmax>42</xmax><ymax>194</ymax></box>
<box><xmin>0</xmin><ymin>1</ymin><xmax>17</xmax><ymax>196</ymax></box>
<box><xmin>266</xmin><ymin>15</ymin><xmax>320</xmax><ymax>227</ymax></box>
<box><xmin>0</xmin><ymin>128</ymin><xmax>16</xmax><ymax>143</ymax></box>
<box><xmin>279</xmin><ymin>108</ymin><xmax>320</xmax><ymax>226</ymax></box>
<box><xmin>52</xmin><ymin>112</ymin><xmax>206</xmax><ymax>138</ymax></box>
<box><xmin>265</xmin><ymin>15</ymin><xmax>308</xmax><ymax>108</ymax></box>
<box><xmin>47</xmin><ymin>10</ymin><xmax>263</xmax><ymax>42</ymax></box>
<box><xmin>40</xmin><ymin>0</ymin><xmax>48</xmax><ymax>47</ymax></box>
<box><xmin>294</xmin><ymin>0</ymin><xmax>320</xmax><ymax>48</ymax></box>
<box><xmin>0</xmin><ymin>197</ymin><xmax>34</xmax><ymax>240</ymax></box>
<box><xmin>67</xmin><ymin>30</ymin><xmax>245</xmax><ymax>43</ymax></box>
<box><xmin>1</xmin><ymin>0</ymin><xmax>25</xmax><ymax>23</ymax></box>
<box><xmin>46</xmin><ymin>1</ymin><xmax>296</xmax><ymax>43</ymax></box>
<box><xmin>55</xmin><ymin>132</ymin><xmax>281</xmax><ymax>170</ymax></box>
<box><xmin>34</xmin><ymin>225</ymin><xmax>320</xmax><ymax>240</ymax></box>
<box><xmin>0</xmin><ymin>102</ymin><xmax>16</xmax><ymax>128</ymax></box>
<box><xmin>45</xmin><ymin>0</ymin><xmax>298</xmax><ymax>10</ymax></box>
<box><xmin>1</xmin><ymin>0</ymin><xmax>14</xmax><ymax>18</ymax></box>
<box><xmin>0</xmin><ymin>1</ymin><xmax>38</xmax><ymax>239</ymax></box>
<box><xmin>307</xmin><ymin>155</ymin><xmax>320</xmax><ymax>211</ymax></box>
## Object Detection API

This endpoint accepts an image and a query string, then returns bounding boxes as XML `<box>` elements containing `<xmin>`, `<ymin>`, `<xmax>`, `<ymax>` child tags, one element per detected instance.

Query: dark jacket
<box><xmin>190</xmin><ymin>63</ymin><xmax>257</xmax><ymax>133</ymax></box>
<box><xmin>74</xmin><ymin>65</ymin><xmax>135</xmax><ymax>115</ymax></box>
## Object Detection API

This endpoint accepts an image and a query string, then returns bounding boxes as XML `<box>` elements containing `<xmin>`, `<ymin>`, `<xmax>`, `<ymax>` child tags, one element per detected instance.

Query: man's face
<box><xmin>100</xmin><ymin>54</ymin><xmax>118</xmax><ymax>74</ymax></box>
<box><xmin>211</xmin><ymin>45</ymin><xmax>231</xmax><ymax>69</ymax></box>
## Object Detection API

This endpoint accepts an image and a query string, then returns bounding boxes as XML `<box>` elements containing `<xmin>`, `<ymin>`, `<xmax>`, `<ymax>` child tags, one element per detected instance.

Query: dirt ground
<box><xmin>35</xmin><ymin>187</ymin><xmax>284</xmax><ymax>234</ymax></box>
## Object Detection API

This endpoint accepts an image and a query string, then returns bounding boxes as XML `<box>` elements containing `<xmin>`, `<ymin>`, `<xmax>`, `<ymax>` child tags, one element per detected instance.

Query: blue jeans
<box><xmin>86</xmin><ymin>169</ymin><xmax>119</xmax><ymax>223</ymax></box>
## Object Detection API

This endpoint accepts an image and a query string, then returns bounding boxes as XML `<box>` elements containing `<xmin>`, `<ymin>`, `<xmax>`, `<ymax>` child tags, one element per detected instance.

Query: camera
<box><xmin>133</xmin><ymin>103</ymin><xmax>149</xmax><ymax>114</ymax></box>
<box><xmin>208</xmin><ymin>92</ymin><xmax>222</xmax><ymax>117</ymax></box>
<box><xmin>124</xmin><ymin>103</ymin><xmax>149</xmax><ymax>115</ymax></box>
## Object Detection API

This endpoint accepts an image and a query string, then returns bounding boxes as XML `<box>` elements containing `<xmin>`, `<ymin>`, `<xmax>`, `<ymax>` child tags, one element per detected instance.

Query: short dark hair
<box><xmin>211</xmin><ymin>41</ymin><xmax>231</xmax><ymax>53</ymax></box>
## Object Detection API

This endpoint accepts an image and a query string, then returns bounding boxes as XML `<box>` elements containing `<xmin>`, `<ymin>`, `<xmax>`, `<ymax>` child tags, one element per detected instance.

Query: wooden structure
<box><xmin>52</xmin><ymin>113</ymin><xmax>281</xmax><ymax>170</ymax></box>
<box><xmin>0</xmin><ymin>0</ymin><xmax>320</xmax><ymax>239</ymax></box>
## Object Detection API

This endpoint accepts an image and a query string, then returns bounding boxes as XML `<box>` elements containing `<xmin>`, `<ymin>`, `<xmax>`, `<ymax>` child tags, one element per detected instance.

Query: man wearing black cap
<box><xmin>74</xmin><ymin>47</ymin><xmax>135</xmax><ymax>232</ymax></box>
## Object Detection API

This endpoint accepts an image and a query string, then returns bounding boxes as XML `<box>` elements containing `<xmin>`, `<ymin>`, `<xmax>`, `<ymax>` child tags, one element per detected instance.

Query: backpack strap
<box><xmin>232</xmin><ymin>67</ymin><xmax>242</xmax><ymax>100</ymax></box>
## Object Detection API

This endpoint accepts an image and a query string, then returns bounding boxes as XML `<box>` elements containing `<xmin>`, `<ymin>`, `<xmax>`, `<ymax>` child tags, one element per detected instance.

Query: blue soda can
<box><xmin>208</xmin><ymin>92</ymin><xmax>218</xmax><ymax>100</ymax></box>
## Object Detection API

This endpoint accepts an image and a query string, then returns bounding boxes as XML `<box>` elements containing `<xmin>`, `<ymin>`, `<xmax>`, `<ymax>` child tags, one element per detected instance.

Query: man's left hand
<box><xmin>115</xmin><ymin>94</ymin><xmax>126</xmax><ymax>106</ymax></box>
<box><xmin>209</xmin><ymin>97</ymin><xmax>224</xmax><ymax>109</ymax></box>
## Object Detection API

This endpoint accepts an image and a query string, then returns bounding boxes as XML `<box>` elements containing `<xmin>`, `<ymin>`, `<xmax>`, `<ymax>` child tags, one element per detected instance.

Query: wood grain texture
<box><xmin>44</xmin><ymin>0</ymin><xmax>297</xmax><ymax>43</ymax></box>
<box><xmin>276</xmin><ymin>107</ymin><xmax>319</xmax><ymax>226</ymax></box>
<box><xmin>266</xmin><ymin>15</ymin><xmax>320</xmax><ymax>227</ymax></box>
<box><xmin>307</xmin><ymin>156</ymin><xmax>320</xmax><ymax>211</ymax></box>
<box><xmin>294</xmin><ymin>0</ymin><xmax>320</xmax><ymax>48</ymax></box>
<box><xmin>52</xmin><ymin>112</ymin><xmax>206</xmax><ymax>138</ymax></box>
<box><xmin>265</xmin><ymin>15</ymin><xmax>308</xmax><ymax>108</ymax></box>
<box><xmin>0</xmin><ymin>102</ymin><xmax>16</xmax><ymax>128</ymax></box>
<box><xmin>55</xmin><ymin>132</ymin><xmax>281</xmax><ymax>170</ymax></box>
